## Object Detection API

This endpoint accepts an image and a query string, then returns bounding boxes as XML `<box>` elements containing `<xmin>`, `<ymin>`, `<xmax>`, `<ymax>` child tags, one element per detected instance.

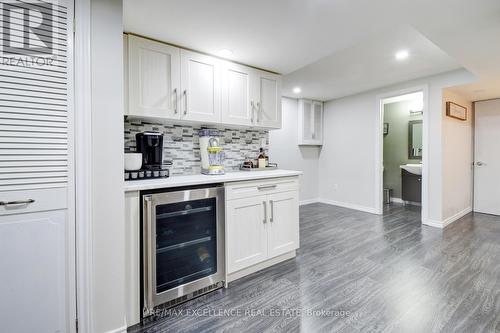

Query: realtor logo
<box><xmin>1</xmin><ymin>1</ymin><xmax>54</xmax><ymax>55</ymax></box>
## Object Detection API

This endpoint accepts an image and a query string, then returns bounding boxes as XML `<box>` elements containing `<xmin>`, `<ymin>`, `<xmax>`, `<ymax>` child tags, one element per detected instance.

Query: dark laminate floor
<box><xmin>129</xmin><ymin>203</ymin><xmax>500</xmax><ymax>333</ymax></box>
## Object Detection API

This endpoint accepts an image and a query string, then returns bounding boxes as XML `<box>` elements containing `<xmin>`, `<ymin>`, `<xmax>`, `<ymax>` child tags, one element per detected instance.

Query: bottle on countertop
<box><xmin>257</xmin><ymin>147</ymin><xmax>269</xmax><ymax>168</ymax></box>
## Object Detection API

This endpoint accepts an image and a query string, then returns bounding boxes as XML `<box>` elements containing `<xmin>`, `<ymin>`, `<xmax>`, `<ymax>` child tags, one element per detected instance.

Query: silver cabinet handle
<box><xmin>256</xmin><ymin>102</ymin><xmax>261</xmax><ymax>123</ymax></box>
<box><xmin>263</xmin><ymin>201</ymin><xmax>267</xmax><ymax>224</ymax></box>
<box><xmin>0</xmin><ymin>199</ymin><xmax>35</xmax><ymax>206</ymax></box>
<box><xmin>270</xmin><ymin>200</ymin><xmax>274</xmax><ymax>222</ymax></box>
<box><xmin>173</xmin><ymin>88</ymin><xmax>178</xmax><ymax>114</ymax></box>
<box><xmin>143</xmin><ymin>196</ymin><xmax>154</xmax><ymax>312</ymax></box>
<box><xmin>258</xmin><ymin>184</ymin><xmax>277</xmax><ymax>191</ymax></box>
<box><xmin>251</xmin><ymin>101</ymin><xmax>255</xmax><ymax>123</ymax></box>
<box><xmin>183</xmin><ymin>89</ymin><xmax>188</xmax><ymax>115</ymax></box>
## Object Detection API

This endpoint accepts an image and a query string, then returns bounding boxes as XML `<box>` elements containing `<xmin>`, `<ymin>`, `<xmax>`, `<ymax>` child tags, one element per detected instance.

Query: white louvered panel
<box><xmin>0</xmin><ymin>112</ymin><xmax>66</xmax><ymax>122</ymax></box>
<box><xmin>0</xmin><ymin>0</ymin><xmax>69</xmax><ymax>192</ymax></box>
<box><xmin>0</xmin><ymin>88</ymin><xmax>68</xmax><ymax>102</ymax></box>
<box><xmin>0</xmin><ymin>137</ymin><xmax>67</xmax><ymax>144</ymax></box>
<box><xmin>0</xmin><ymin>118</ymin><xmax>67</xmax><ymax>127</ymax></box>
<box><xmin>0</xmin><ymin>130</ymin><xmax>67</xmax><ymax>138</ymax></box>
<box><xmin>0</xmin><ymin>125</ymin><xmax>67</xmax><ymax>133</ymax></box>
<box><xmin>0</xmin><ymin>81</ymin><xmax>66</xmax><ymax>95</ymax></box>
<box><xmin>0</xmin><ymin>166</ymin><xmax>67</xmax><ymax>173</ymax></box>
<box><xmin>0</xmin><ymin>160</ymin><xmax>67</xmax><ymax>167</ymax></box>
<box><xmin>0</xmin><ymin>68</ymin><xmax>67</xmax><ymax>83</ymax></box>
<box><xmin>0</xmin><ymin>75</ymin><xmax>66</xmax><ymax>90</ymax></box>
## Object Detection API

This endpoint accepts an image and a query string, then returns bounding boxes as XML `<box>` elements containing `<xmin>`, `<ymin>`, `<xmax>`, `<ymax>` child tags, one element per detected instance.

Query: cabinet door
<box><xmin>312</xmin><ymin>101</ymin><xmax>323</xmax><ymax>144</ymax></box>
<box><xmin>181</xmin><ymin>50</ymin><xmax>221</xmax><ymax>123</ymax></box>
<box><xmin>128</xmin><ymin>35</ymin><xmax>181</xmax><ymax>119</ymax></box>
<box><xmin>299</xmin><ymin>99</ymin><xmax>314</xmax><ymax>143</ymax></box>
<box><xmin>226</xmin><ymin>196</ymin><xmax>268</xmax><ymax>273</ymax></box>
<box><xmin>267</xmin><ymin>191</ymin><xmax>299</xmax><ymax>258</ymax></box>
<box><xmin>0</xmin><ymin>210</ymin><xmax>68</xmax><ymax>333</ymax></box>
<box><xmin>254</xmin><ymin>71</ymin><xmax>282</xmax><ymax>128</ymax></box>
<box><xmin>221</xmin><ymin>62</ymin><xmax>254</xmax><ymax>126</ymax></box>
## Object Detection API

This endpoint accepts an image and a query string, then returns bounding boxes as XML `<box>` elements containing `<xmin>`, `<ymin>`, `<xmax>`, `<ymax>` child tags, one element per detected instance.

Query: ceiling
<box><xmin>124</xmin><ymin>0</ymin><xmax>500</xmax><ymax>101</ymax></box>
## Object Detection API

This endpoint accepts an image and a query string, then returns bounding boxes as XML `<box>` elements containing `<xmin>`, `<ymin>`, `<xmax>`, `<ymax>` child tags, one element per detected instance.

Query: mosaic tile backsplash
<box><xmin>124</xmin><ymin>118</ymin><xmax>269</xmax><ymax>175</ymax></box>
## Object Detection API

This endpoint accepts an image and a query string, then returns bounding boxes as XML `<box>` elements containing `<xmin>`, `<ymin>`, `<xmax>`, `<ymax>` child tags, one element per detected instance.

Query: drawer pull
<box><xmin>262</xmin><ymin>201</ymin><xmax>267</xmax><ymax>224</ymax></box>
<box><xmin>270</xmin><ymin>200</ymin><xmax>274</xmax><ymax>222</ymax></box>
<box><xmin>0</xmin><ymin>199</ymin><xmax>35</xmax><ymax>206</ymax></box>
<box><xmin>258</xmin><ymin>184</ymin><xmax>277</xmax><ymax>191</ymax></box>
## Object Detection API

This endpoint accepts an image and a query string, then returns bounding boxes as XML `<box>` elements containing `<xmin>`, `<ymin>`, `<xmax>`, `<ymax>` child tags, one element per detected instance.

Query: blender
<box><xmin>199</xmin><ymin>129</ymin><xmax>225</xmax><ymax>175</ymax></box>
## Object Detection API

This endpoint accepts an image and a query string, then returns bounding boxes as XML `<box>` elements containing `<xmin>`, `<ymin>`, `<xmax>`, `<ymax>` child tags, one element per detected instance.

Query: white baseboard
<box><xmin>391</xmin><ymin>197</ymin><xmax>404</xmax><ymax>204</ymax></box>
<box><xmin>422</xmin><ymin>207</ymin><xmax>472</xmax><ymax>229</ymax></box>
<box><xmin>422</xmin><ymin>218</ymin><xmax>444</xmax><ymax>228</ymax></box>
<box><xmin>299</xmin><ymin>198</ymin><xmax>320</xmax><ymax>206</ymax></box>
<box><xmin>442</xmin><ymin>207</ymin><xmax>472</xmax><ymax>227</ymax></box>
<box><xmin>318</xmin><ymin>198</ymin><xmax>378</xmax><ymax>214</ymax></box>
<box><xmin>105</xmin><ymin>325</ymin><xmax>127</xmax><ymax>333</ymax></box>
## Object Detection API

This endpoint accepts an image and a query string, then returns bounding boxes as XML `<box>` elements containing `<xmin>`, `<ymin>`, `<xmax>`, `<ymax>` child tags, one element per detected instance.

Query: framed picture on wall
<box><xmin>383</xmin><ymin>123</ymin><xmax>389</xmax><ymax>135</ymax></box>
<box><xmin>446</xmin><ymin>101</ymin><xmax>467</xmax><ymax>121</ymax></box>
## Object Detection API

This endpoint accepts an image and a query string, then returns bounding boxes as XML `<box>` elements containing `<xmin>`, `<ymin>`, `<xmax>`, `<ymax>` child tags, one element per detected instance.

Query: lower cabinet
<box><xmin>225</xmin><ymin>177</ymin><xmax>300</xmax><ymax>275</ymax></box>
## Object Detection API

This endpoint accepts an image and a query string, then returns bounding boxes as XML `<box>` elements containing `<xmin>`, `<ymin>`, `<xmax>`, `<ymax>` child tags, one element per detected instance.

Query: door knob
<box><xmin>476</xmin><ymin>161</ymin><xmax>486</xmax><ymax>166</ymax></box>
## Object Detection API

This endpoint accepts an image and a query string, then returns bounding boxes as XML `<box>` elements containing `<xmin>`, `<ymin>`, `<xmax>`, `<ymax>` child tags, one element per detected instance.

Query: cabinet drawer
<box><xmin>225</xmin><ymin>176</ymin><xmax>298</xmax><ymax>200</ymax></box>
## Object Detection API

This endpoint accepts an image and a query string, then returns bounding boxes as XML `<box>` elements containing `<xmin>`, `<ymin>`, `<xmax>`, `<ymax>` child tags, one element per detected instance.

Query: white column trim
<box><xmin>74</xmin><ymin>0</ymin><xmax>93</xmax><ymax>332</ymax></box>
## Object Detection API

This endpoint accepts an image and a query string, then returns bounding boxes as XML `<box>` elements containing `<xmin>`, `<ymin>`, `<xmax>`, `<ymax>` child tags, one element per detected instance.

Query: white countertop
<box><xmin>124</xmin><ymin>169</ymin><xmax>302</xmax><ymax>192</ymax></box>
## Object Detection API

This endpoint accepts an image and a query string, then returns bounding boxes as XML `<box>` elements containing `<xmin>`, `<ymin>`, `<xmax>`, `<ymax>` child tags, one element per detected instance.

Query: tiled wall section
<box><xmin>124</xmin><ymin>118</ymin><xmax>269</xmax><ymax>175</ymax></box>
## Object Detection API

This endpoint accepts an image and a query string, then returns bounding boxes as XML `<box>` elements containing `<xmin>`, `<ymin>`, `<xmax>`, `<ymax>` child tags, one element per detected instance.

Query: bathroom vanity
<box><xmin>401</xmin><ymin>169</ymin><xmax>422</xmax><ymax>203</ymax></box>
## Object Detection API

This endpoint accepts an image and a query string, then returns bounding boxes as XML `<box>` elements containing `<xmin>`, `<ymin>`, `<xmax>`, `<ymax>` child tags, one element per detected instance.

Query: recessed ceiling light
<box><xmin>217</xmin><ymin>49</ymin><xmax>233</xmax><ymax>58</ymax></box>
<box><xmin>293</xmin><ymin>87</ymin><xmax>301</xmax><ymax>94</ymax></box>
<box><xmin>395</xmin><ymin>50</ymin><xmax>409</xmax><ymax>60</ymax></box>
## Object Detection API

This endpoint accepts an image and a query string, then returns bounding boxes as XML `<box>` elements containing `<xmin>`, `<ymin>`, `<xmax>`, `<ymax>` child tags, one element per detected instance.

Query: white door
<box><xmin>0</xmin><ymin>210</ymin><xmax>67</xmax><ymax>333</ymax></box>
<box><xmin>226</xmin><ymin>196</ymin><xmax>268</xmax><ymax>273</ymax></box>
<box><xmin>180</xmin><ymin>50</ymin><xmax>221</xmax><ymax>123</ymax></box>
<box><xmin>254</xmin><ymin>70</ymin><xmax>282</xmax><ymax>128</ymax></box>
<box><xmin>0</xmin><ymin>0</ymin><xmax>75</xmax><ymax>331</ymax></box>
<box><xmin>267</xmin><ymin>191</ymin><xmax>299</xmax><ymax>258</ymax></box>
<box><xmin>474</xmin><ymin>99</ymin><xmax>500</xmax><ymax>215</ymax></box>
<box><xmin>128</xmin><ymin>35</ymin><xmax>181</xmax><ymax>119</ymax></box>
<box><xmin>221</xmin><ymin>62</ymin><xmax>254</xmax><ymax>126</ymax></box>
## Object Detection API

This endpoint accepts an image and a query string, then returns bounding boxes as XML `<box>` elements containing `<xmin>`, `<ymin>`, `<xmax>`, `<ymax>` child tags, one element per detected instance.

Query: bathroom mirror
<box><xmin>408</xmin><ymin>120</ymin><xmax>422</xmax><ymax>159</ymax></box>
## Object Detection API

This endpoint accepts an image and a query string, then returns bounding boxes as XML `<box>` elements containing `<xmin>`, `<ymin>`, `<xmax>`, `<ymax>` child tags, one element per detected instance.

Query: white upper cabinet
<box><xmin>298</xmin><ymin>99</ymin><xmax>323</xmax><ymax>145</ymax></box>
<box><xmin>180</xmin><ymin>50</ymin><xmax>222</xmax><ymax>124</ymax></box>
<box><xmin>127</xmin><ymin>35</ymin><xmax>181</xmax><ymax>119</ymax></box>
<box><xmin>125</xmin><ymin>35</ymin><xmax>282</xmax><ymax>128</ymax></box>
<box><xmin>221</xmin><ymin>62</ymin><xmax>254</xmax><ymax>126</ymax></box>
<box><xmin>253</xmin><ymin>71</ymin><xmax>282</xmax><ymax>129</ymax></box>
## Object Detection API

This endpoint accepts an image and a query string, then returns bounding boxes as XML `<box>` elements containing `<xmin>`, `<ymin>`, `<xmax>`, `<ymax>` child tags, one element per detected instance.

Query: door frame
<box><xmin>74</xmin><ymin>0</ymin><xmax>93</xmax><ymax>332</ymax></box>
<box><xmin>375</xmin><ymin>85</ymin><xmax>429</xmax><ymax>223</ymax></box>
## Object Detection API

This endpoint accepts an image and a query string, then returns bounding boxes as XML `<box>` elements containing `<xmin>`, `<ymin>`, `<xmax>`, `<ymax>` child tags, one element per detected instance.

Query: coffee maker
<box><xmin>124</xmin><ymin>131</ymin><xmax>170</xmax><ymax>180</ymax></box>
<box><xmin>136</xmin><ymin>132</ymin><xmax>163</xmax><ymax>168</ymax></box>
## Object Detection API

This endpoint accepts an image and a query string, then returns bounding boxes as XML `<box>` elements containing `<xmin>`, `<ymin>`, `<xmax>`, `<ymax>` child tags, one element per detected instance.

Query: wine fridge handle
<box><xmin>143</xmin><ymin>195</ymin><xmax>154</xmax><ymax>313</ymax></box>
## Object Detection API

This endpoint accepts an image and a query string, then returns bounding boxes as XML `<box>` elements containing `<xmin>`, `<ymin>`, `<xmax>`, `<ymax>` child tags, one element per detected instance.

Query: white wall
<box><xmin>442</xmin><ymin>90</ymin><xmax>473</xmax><ymax>221</ymax></box>
<box><xmin>318</xmin><ymin>69</ymin><xmax>476</xmax><ymax>222</ymax></box>
<box><xmin>269</xmin><ymin>98</ymin><xmax>320</xmax><ymax>203</ymax></box>
<box><xmin>91</xmin><ymin>0</ymin><xmax>126</xmax><ymax>332</ymax></box>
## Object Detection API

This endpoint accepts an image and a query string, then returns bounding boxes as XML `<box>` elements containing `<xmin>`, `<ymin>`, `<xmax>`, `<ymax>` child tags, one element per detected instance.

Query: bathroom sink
<box><xmin>400</xmin><ymin>164</ymin><xmax>422</xmax><ymax>175</ymax></box>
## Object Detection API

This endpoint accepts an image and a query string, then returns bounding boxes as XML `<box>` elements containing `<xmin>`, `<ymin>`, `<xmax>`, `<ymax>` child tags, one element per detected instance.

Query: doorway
<box><xmin>474</xmin><ymin>98</ymin><xmax>500</xmax><ymax>215</ymax></box>
<box><xmin>376</xmin><ymin>86</ymin><xmax>429</xmax><ymax>222</ymax></box>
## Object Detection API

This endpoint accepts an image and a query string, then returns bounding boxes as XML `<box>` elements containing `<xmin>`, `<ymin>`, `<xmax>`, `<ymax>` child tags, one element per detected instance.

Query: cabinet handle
<box><xmin>270</xmin><ymin>200</ymin><xmax>274</xmax><ymax>222</ymax></box>
<box><xmin>256</xmin><ymin>102</ymin><xmax>261</xmax><ymax>123</ymax></box>
<box><xmin>263</xmin><ymin>201</ymin><xmax>267</xmax><ymax>224</ymax></box>
<box><xmin>173</xmin><ymin>88</ymin><xmax>178</xmax><ymax>114</ymax></box>
<box><xmin>0</xmin><ymin>199</ymin><xmax>35</xmax><ymax>206</ymax></box>
<box><xmin>183</xmin><ymin>90</ymin><xmax>188</xmax><ymax>115</ymax></box>
<box><xmin>251</xmin><ymin>101</ymin><xmax>255</xmax><ymax>123</ymax></box>
<box><xmin>258</xmin><ymin>184</ymin><xmax>277</xmax><ymax>190</ymax></box>
<box><xmin>143</xmin><ymin>196</ymin><xmax>154</xmax><ymax>311</ymax></box>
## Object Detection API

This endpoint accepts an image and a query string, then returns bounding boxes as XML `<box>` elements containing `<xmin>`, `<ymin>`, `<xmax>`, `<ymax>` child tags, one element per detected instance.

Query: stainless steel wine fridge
<box><xmin>142</xmin><ymin>185</ymin><xmax>225</xmax><ymax>313</ymax></box>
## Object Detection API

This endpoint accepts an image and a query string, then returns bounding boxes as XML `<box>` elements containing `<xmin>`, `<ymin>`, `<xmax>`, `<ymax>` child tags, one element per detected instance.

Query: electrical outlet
<box><xmin>333</xmin><ymin>184</ymin><xmax>339</xmax><ymax>190</ymax></box>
